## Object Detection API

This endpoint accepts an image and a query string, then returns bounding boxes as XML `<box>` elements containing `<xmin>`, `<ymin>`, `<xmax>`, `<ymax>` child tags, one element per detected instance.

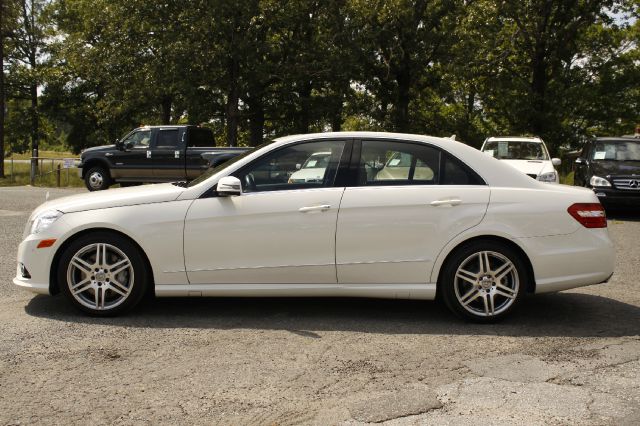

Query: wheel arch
<box><xmin>433</xmin><ymin>235</ymin><xmax>536</xmax><ymax>296</ymax></box>
<box><xmin>49</xmin><ymin>227</ymin><xmax>155</xmax><ymax>296</ymax></box>
<box><xmin>81</xmin><ymin>159</ymin><xmax>112</xmax><ymax>179</ymax></box>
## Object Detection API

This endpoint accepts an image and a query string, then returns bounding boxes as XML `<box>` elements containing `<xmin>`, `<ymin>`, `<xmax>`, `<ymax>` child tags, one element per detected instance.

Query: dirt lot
<box><xmin>1</xmin><ymin>186</ymin><xmax>639</xmax><ymax>425</ymax></box>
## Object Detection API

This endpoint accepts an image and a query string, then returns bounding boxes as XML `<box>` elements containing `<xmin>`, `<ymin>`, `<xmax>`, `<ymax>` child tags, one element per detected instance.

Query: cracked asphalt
<box><xmin>1</xmin><ymin>186</ymin><xmax>639</xmax><ymax>425</ymax></box>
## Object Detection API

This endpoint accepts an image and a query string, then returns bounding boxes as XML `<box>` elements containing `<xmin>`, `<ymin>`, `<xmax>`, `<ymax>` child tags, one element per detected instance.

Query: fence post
<box><xmin>30</xmin><ymin>152</ymin><xmax>37</xmax><ymax>186</ymax></box>
<box><xmin>10</xmin><ymin>158</ymin><xmax>13</xmax><ymax>183</ymax></box>
<box><xmin>56</xmin><ymin>164</ymin><xmax>61</xmax><ymax>187</ymax></box>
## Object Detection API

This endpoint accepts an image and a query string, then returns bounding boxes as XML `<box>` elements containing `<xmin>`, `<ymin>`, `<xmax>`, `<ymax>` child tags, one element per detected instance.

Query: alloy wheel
<box><xmin>66</xmin><ymin>243</ymin><xmax>135</xmax><ymax>311</ymax></box>
<box><xmin>453</xmin><ymin>250</ymin><xmax>519</xmax><ymax>317</ymax></box>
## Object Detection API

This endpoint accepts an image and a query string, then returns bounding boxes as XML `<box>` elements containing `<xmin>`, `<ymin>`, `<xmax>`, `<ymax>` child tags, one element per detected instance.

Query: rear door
<box><xmin>185</xmin><ymin>127</ymin><xmax>216</xmax><ymax>179</ymax></box>
<box><xmin>336</xmin><ymin>139</ymin><xmax>490</xmax><ymax>284</ymax></box>
<box><xmin>152</xmin><ymin>127</ymin><xmax>185</xmax><ymax>179</ymax></box>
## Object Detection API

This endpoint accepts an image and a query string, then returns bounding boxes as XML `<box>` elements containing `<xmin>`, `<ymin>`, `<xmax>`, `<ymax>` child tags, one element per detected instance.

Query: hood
<box><xmin>591</xmin><ymin>160</ymin><xmax>640</xmax><ymax>177</ymax></box>
<box><xmin>32</xmin><ymin>183</ymin><xmax>185</xmax><ymax>216</ymax></box>
<box><xmin>81</xmin><ymin>145</ymin><xmax>116</xmax><ymax>156</ymax></box>
<box><xmin>500</xmin><ymin>159</ymin><xmax>551</xmax><ymax>176</ymax></box>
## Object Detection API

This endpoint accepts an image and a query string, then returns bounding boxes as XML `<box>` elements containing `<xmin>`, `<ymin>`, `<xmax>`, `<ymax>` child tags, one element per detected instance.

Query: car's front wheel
<box><xmin>440</xmin><ymin>240</ymin><xmax>528</xmax><ymax>322</ymax></box>
<box><xmin>57</xmin><ymin>232</ymin><xmax>149</xmax><ymax>316</ymax></box>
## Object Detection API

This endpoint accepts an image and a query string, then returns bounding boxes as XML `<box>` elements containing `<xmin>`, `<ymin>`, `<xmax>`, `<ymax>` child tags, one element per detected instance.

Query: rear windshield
<box><xmin>591</xmin><ymin>140</ymin><xmax>640</xmax><ymax>161</ymax></box>
<box><xmin>483</xmin><ymin>141</ymin><xmax>548</xmax><ymax>160</ymax></box>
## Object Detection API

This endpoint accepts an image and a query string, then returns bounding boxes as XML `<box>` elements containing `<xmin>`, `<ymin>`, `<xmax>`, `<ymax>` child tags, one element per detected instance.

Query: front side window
<box><xmin>358</xmin><ymin>140</ymin><xmax>484</xmax><ymax>186</ymax></box>
<box><xmin>122</xmin><ymin>130</ymin><xmax>151</xmax><ymax>148</ymax></box>
<box><xmin>236</xmin><ymin>140</ymin><xmax>345</xmax><ymax>192</ymax></box>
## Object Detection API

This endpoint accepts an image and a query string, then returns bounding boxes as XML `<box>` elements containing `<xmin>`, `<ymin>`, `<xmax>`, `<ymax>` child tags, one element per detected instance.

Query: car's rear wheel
<box><xmin>57</xmin><ymin>232</ymin><xmax>148</xmax><ymax>316</ymax></box>
<box><xmin>84</xmin><ymin>166</ymin><xmax>112</xmax><ymax>191</ymax></box>
<box><xmin>440</xmin><ymin>240</ymin><xmax>527</xmax><ymax>322</ymax></box>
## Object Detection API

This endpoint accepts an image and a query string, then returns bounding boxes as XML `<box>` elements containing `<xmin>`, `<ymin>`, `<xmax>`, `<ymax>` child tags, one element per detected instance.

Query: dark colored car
<box><xmin>574</xmin><ymin>136</ymin><xmax>640</xmax><ymax>208</ymax></box>
<box><xmin>79</xmin><ymin>125</ymin><xmax>249</xmax><ymax>191</ymax></box>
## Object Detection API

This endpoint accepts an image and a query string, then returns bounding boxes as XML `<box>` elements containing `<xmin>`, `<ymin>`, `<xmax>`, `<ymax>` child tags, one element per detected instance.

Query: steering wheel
<box><xmin>244</xmin><ymin>173</ymin><xmax>256</xmax><ymax>191</ymax></box>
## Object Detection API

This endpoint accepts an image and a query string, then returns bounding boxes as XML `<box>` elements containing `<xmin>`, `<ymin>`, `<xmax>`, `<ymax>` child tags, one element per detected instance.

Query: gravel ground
<box><xmin>0</xmin><ymin>186</ymin><xmax>639</xmax><ymax>425</ymax></box>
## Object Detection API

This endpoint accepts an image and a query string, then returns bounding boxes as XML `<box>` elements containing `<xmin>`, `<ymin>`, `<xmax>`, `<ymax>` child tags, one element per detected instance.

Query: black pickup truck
<box><xmin>79</xmin><ymin>125</ymin><xmax>249</xmax><ymax>190</ymax></box>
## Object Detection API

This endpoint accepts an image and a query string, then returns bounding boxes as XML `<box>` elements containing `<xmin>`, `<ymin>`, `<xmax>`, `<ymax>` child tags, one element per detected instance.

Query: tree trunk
<box><xmin>297</xmin><ymin>81</ymin><xmax>312</xmax><ymax>133</ymax></box>
<box><xmin>161</xmin><ymin>96</ymin><xmax>172</xmax><ymax>124</ymax></box>
<box><xmin>247</xmin><ymin>90</ymin><xmax>264</xmax><ymax>147</ymax></box>
<box><xmin>225</xmin><ymin>58</ymin><xmax>240</xmax><ymax>147</ymax></box>
<box><xmin>394</xmin><ymin>63</ymin><xmax>411</xmax><ymax>133</ymax></box>
<box><xmin>331</xmin><ymin>95</ymin><xmax>343</xmax><ymax>132</ymax></box>
<box><xmin>0</xmin><ymin>0</ymin><xmax>5</xmax><ymax>178</ymax></box>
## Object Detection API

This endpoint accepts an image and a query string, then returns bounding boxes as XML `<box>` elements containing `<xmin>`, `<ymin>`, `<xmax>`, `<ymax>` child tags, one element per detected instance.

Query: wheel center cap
<box><xmin>479</xmin><ymin>276</ymin><xmax>493</xmax><ymax>289</ymax></box>
<box><xmin>95</xmin><ymin>271</ymin><xmax>106</xmax><ymax>282</ymax></box>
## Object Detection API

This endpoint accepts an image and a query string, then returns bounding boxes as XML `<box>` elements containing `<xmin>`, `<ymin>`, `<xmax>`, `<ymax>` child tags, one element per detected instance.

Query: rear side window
<box><xmin>156</xmin><ymin>129</ymin><xmax>180</xmax><ymax>148</ymax></box>
<box><xmin>358</xmin><ymin>140</ymin><xmax>484</xmax><ymax>186</ymax></box>
<box><xmin>188</xmin><ymin>127</ymin><xmax>214</xmax><ymax>147</ymax></box>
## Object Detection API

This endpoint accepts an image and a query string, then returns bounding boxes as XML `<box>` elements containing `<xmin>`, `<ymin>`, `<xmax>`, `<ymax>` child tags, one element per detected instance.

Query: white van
<box><xmin>481</xmin><ymin>137</ymin><xmax>561</xmax><ymax>183</ymax></box>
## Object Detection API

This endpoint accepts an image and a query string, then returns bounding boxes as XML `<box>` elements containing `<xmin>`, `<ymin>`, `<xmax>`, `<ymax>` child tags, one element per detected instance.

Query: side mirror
<box><xmin>124</xmin><ymin>142</ymin><xmax>134</xmax><ymax>150</ymax></box>
<box><xmin>575</xmin><ymin>157</ymin><xmax>585</xmax><ymax>165</ymax></box>
<box><xmin>217</xmin><ymin>176</ymin><xmax>242</xmax><ymax>196</ymax></box>
<box><xmin>115</xmin><ymin>140</ymin><xmax>123</xmax><ymax>150</ymax></box>
<box><xmin>551</xmin><ymin>158</ymin><xmax>562</xmax><ymax>166</ymax></box>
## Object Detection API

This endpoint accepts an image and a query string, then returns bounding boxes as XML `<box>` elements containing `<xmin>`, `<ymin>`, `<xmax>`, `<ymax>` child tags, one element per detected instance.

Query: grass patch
<box><xmin>560</xmin><ymin>171</ymin><xmax>574</xmax><ymax>185</ymax></box>
<box><xmin>0</xmin><ymin>161</ymin><xmax>85</xmax><ymax>187</ymax></box>
<box><xmin>6</xmin><ymin>150</ymin><xmax>76</xmax><ymax>160</ymax></box>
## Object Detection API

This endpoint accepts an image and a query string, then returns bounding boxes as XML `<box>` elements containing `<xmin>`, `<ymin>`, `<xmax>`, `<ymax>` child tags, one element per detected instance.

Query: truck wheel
<box><xmin>85</xmin><ymin>166</ymin><xmax>112</xmax><ymax>191</ymax></box>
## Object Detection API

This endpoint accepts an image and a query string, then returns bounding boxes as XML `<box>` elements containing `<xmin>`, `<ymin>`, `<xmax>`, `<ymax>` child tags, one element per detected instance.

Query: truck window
<box><xmin>122</xmin><ymin>130</ymin><xmax>151</xmax><ymax>148</ymax></box>
<box><xmin>188</xmin><ymin>127</ymin><xmax>214</xmax><ymax>147</ymax></box>
<box><xmin>156</xmin><ymin>129</ymin><xmax>180</xmax><ymax>148</ymax></box>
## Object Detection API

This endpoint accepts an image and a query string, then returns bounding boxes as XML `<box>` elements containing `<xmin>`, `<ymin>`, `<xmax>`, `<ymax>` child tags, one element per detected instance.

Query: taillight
<box><xmin>567</xmin><ymin>203</ymin><xmax>607</xmax><ymax>228</ymax></box>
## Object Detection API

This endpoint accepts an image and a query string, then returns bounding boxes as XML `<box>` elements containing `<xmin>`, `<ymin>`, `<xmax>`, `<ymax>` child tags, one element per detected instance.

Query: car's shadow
<box><xmin>25</xmin><ymin>292</ymin><xmax>640</xmax><ymax>338</ymax></box>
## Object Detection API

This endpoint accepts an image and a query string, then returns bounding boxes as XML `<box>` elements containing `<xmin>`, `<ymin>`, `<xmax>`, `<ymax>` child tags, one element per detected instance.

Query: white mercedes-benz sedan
<box><xmin>14</xmin><ymin>132</ymin><xmax>615</xmax><ymax>322</ymax></box>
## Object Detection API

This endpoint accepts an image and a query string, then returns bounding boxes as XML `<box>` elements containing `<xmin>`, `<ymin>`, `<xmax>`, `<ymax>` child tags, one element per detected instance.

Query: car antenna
<box><xmin>449</xmin><ymin>134</ymin><xmax>456</xmax><ymax>141</ymax></box>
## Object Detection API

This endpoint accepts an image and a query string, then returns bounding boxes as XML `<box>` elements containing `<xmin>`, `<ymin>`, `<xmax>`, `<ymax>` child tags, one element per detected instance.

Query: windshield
<box><xmin>301</xmin><ymin>152</ymin><xmax>331</xmax><ymax>169</ymax></box>
<box><xmin>187</xmin><ymin>140</ymin><xmax>274</xmax><ymax>187</ymax></box>
<box><xmin>591</xmin><ymin>140</ymin><xmax>640</xmax><ymax>161</ymax></box>
<box><xmin>483</xmin><ymin>141</ymin><xmax>548</xmax><ymax>160</ymax></box>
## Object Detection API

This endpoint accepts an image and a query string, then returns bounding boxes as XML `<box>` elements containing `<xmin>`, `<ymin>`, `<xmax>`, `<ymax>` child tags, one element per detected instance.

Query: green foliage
<box><xmin>1</xmin><ymin>0</ymin><xmax>638</xmax><ymax>155</ymax></box>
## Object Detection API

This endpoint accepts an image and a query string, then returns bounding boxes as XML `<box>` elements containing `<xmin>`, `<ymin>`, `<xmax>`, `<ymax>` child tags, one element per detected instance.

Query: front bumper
<box><xmin>592</xmin><ymin>187</ymin><xmax>640</xmax><ymax>208</ymax></box>
<box><xmin>13</xmin><ymin>234</ymin><xmax>59</xmax><ymax>296</ymax></box>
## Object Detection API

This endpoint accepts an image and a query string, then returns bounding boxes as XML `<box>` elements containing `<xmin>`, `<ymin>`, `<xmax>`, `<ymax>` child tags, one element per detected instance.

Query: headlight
<box><xmin>537</xmin><ymin>171</ymin><xmax>557</xmax><ymax>182</ymax></box>
<box><xmin>590</xmin><ymin>175</ymin><xmax>611</xmax><ymax>187</ymax></box>
<box><xmin>30</xmin><ymin>210</ymin><xmax>63</xmax><ymax>235</ymax></box>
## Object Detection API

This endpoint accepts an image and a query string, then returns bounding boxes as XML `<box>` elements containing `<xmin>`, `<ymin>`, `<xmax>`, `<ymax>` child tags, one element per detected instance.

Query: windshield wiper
<box><xmin>171</xmin><ymin>181</ymin><xmax>188</xmax><ymax>187</ymax></box>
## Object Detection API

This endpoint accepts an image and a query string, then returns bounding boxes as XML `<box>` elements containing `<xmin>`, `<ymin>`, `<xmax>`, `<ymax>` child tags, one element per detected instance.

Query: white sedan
<box><xmin>14</xmin><ymin>132</ymin><xmax>614</xmax><ymax>322</ymax></box>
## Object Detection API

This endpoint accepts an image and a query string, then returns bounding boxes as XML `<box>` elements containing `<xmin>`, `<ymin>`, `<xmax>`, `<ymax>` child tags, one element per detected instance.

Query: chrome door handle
<box><xmin>299</xmin><ymin>204</ymin><xmax>331</xmax><ymax>213</ymax></box>
<box><xmin>430</xmin><ymin>198</ymin><xmax>462</xmax><ymax>207</ymax></box>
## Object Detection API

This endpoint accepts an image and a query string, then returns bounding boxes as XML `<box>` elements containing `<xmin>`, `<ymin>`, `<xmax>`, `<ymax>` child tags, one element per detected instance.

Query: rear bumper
<box><xmin>517</xmin><ymin>227</ymin><xmax>615</xmax><ymax>294</ymax></box>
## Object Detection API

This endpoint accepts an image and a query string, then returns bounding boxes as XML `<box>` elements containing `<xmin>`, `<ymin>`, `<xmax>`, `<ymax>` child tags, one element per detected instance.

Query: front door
<box><xmin>184</xmin><ymin>139</ymin><xmax>348</xmax><ymax>284</ymax></box>
<box><xmin>336</xmin><ymin>139</ymin><xmax>490</xmax><ymax>284</ymax></box>
<box><xmin>110</xmin><ymin>128</ymin><xmax>152</xmax><ymax>179</ymax></box>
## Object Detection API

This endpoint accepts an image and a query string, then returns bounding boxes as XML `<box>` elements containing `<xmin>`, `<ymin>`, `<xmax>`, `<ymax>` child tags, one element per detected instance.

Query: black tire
<box><xmin>57</xmin><ymin>232</ymin><xmax>149</xmax><ymax>316</ymax></box>
<box><xmin>84</xmin><ymin>166</ymin><xmax>112</xmax><ymax>191</ymax></box>
<box><xmin>440</xmin><ymin>240</ymin><xmax>528</xmax><ymax>323</ymax></box>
